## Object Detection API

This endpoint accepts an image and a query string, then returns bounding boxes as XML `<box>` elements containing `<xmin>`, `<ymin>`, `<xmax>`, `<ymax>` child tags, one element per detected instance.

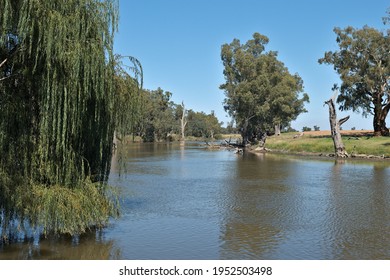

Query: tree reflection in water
<box><xmin>0</xmin><ymin>229</ymin><xmax>120</xmax><ymax>260</ymax></box>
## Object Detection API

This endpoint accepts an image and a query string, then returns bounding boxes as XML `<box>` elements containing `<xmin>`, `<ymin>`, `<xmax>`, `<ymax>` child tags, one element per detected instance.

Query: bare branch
<box><xmin>338</xmin><ymin>115</ymin><xmax>350</xmax><ymax>126</ymax></box>
<box><xmin>0</xmin><ymin>58</ymin><xmax>7</xmax><ymax>69</ymax></box>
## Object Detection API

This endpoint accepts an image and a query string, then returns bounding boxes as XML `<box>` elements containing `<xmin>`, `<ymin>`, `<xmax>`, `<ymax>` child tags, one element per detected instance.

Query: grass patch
<box><xmin>266</xmin><ymin>132</ymin><xmax>390</xmax><ymax>157</ymax></box>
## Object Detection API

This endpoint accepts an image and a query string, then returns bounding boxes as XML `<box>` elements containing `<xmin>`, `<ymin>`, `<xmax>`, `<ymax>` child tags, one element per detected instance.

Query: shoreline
<box><xmin>248</xmin><ymin>147</ymin><xmax>390</xmax><ymax>162</ymax></box>
<box><xmin>220</xmin><ymin>130</ymin><xmax>390</xmax><ymax>162</ymax></box>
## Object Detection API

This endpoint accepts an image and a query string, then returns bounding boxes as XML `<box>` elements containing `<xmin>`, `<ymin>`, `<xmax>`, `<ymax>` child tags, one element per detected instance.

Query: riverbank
<box><xmin>122</xmin><ymin>131</ymin><xmax>390</xmax><ymax>159</ymax></box>
<box><xmin>260</xmin><ymin>130</ymin><xmax>390</xmax><ymax>158</ymax></box>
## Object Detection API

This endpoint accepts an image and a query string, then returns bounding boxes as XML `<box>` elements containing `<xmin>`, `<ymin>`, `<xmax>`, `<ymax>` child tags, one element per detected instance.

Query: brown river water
<box><xmin>1</xmin><ymin>142</ymin><xmax>390</xmax><ymax>259</ymax></box>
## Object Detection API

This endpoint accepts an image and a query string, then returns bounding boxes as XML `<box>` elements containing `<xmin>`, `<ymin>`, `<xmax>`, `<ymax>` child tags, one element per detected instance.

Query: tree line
<box><xmin>126</xmin><ymin>87</ymin><xmax>224</xmax><ymax>143</ymax></box>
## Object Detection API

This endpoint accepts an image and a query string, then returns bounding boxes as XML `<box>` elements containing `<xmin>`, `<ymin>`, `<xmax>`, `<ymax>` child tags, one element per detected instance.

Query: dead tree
<box><xmin>180</xmin><ymin>101</ymin><xmax>188</xmax><ymax>144</ymax></box>
<box><xmin>325</xmin><ymin>95</ymin><xmax>350</xmax><ymax>158</ymax></box>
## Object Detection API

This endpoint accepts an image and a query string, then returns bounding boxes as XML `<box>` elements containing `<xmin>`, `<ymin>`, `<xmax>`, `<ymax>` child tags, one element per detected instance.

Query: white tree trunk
<box><xmin>180</xmin><ymin>101</ymin><xmax>187</xmax><ymax>142</ymax></box>
<box><xmin>325</xmin><ymin>97</ymin><xmax>349</xmax><ymax>158</ymax></box>
<box><xmin>274</xmin><ymin>124</ymin><xmax>281</xmax><ymax>136</ymax></box>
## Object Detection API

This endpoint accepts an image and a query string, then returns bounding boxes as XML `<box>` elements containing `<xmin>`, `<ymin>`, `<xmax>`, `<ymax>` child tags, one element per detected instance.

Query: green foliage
<box><xmin>187</xmin><ymin>110</ymin><xmax>222</xmax><ymax>139</ymax></box>
<box><xmin>0</xmin><ymin>0</ymin><xmax>139</xmax><ymax>240</ymax></box>
<box><xmin>26</xmin><ymin>181</ymin><xmax>118</xmax><ymax>236</ymax></box>
<box><xmin>302</xmin><ymin>126</ymin><xmax>312</xmax><ymax>132</ymax></box>
<box><xmin>128</xmin><ymin>88</ymin><xmax>224</xmax><ymax>142</ymax></box>
<box><xmin>220</xmin><ymin>33</ymin><xmax>309</xmax><ymax>144</ymax></box>
<box><xmin>282</xmin><ymin>126</ymin><xmax>298</xmax><ymax>133</ymax></box>
<box><xmin>0</xmin><ymin>172</ymin><xmax>118</xmax><ymax>240</ymax></box>
<box><xmin>114</xmin><ymin>55</ymin><xmax>143</xmax><ymax>140</ymax></box>
<box><xmin>319</xmin><ymin>21</ymin><xmax>390</xmax><ymax>136</ymax></box>
<box><xmin>0</xmin><ymin>0</ymin><xmax>120</xmax><ymax>184</ymax></box>
<box><xmin>134</xmin><ymin>87</ymin><xmax>177</xmax><ymax>142</ymax></box>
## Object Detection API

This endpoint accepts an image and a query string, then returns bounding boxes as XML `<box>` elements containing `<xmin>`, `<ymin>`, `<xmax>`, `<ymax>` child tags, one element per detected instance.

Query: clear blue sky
<box><xmin>114</xmin><ymin>0</ymin><xmax>389</xmax><ymax>131</ymax></box>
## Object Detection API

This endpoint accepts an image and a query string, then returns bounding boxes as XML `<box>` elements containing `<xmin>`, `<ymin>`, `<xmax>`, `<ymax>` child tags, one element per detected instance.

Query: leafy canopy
<box><xmin>220</xmin><ymin>33</ymin><xmax>309</xmax><ymax>142</ymax></box>
<box><xmin>0</xmin><ymin>0</ymin><xmax>142</xmax><ymax>239</ymax></box>
<box><xmin>319</xmin><ymin>21</ymin><xmax>390</xmax><ymax>136</ymax></box>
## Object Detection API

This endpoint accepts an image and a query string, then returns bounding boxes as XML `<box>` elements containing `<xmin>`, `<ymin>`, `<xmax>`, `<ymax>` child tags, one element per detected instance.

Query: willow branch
<box><xmin>0</xmin><ymin>58</ymin><xmax>7</xmax><ymax>69</ymax></box>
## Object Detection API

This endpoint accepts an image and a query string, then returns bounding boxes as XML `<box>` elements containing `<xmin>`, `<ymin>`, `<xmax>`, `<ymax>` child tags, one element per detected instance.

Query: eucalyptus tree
<box><xmin>137</xmin><ymin>88</ymin><xmax>176</xmax><ymax>142</ymax></box>
<box><xmin>204</xmin><ymin>111</ymin><xmax>223</xmax><ymax>140</ymax></box>
<box><xmin>220</xmin><ymin>33</ymin><xmax>309</xmax><ymax>145</ymax></box>
<box><xmin>319</xmin><ymin>21</ymin><xmax>390</xmax><ymax>136</ymax></box>
<box><xmin>186</xmin><ymin>111</ymin><xmax>203</xmax><ymax>138</ymax></box>
<box><xmin>0</xmin><ymin>0</ymin><xmax>141</xmax><ymax>240</ymax></box>
<box><xmin>186</xmin><ymin>111</ymin><xmax>222</xmax><ymax>139</ymax></box>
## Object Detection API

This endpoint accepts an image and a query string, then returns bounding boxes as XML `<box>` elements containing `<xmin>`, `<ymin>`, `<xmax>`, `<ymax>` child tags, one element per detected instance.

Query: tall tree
<box><xmin>0</xmin><ymin>0</ymin><xmax>140</xmax><ymax>239</ymax></box>
<box><xmin>220</xmin><ymin>33</ymin><xmax>309</xmax><ymax>145</ymax></box>
<box><xmin>319</xmin><ymin>22</ymin><xmax>390</xmax><ymax>136</ymax></box>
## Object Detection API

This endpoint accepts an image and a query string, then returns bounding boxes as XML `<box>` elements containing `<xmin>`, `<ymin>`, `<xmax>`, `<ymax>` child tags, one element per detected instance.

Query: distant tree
<box><xmin>220</xmin><ymin>33</ymin><xmax>309</xmax><ymax>146</ymax></box>
<box><xmin>313</xmin><ymin>125</ymin><xmax>320</xmax><ymax>131</ymax></box>
<box><xmin>319</xmin><ymin>17</ymin><xmax>390</xmax><ymax>136</ymax></box>
<box><xmin>187</xmin><ymin>111</ymin><xmax>222</xmax><ymax>139</ymax></box>
<box><xmin>137</xmin><ymin>88</ymin><xmax>176</xmax><ymax>142</ymax></box>
<box><xmin>351</xmin><ymin>127</ymin><xmax>356</xmax><ymax>131</ymax></box>
<box><xmin>283</xmin><ymin>126</ymin><xmax>298</xmax><ymax>133</ymax></box>
<box><xmin>221</xmin><ymin>120</ymin><xmax>237</xmax><ymax>134</ymax></box>
<box><xmin>205</xmin><ymin>111</ymin><xmax>222</xmax><ymax>140</ymax></box>
<box><xmin>302</xmin><ymin>126</ymin><xmax>312</xmax><ymax>132</ymax></box>
<box><xmin>187</xmin><ymin>110</ymin><xmax>205</xmax><ymax>137</ymax></box>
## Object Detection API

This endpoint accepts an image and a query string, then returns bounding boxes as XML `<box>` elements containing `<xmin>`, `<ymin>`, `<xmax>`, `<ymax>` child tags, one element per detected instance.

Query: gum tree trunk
<box><xmin>180</xmin><ymin>102</ymin><xmax>187</xmax><ymax>145</ymax></box>
<box><xmin>325</xmin><ymin>98</ymin><xmax>349</xmax><ymax>158</ymax></box>
<box><xmin>258</xmin><ymin>131</ymin><xmax>267</xmax><ymax>148</ymax></box>
<box><xmin>373</xmin><ymin>101</ymin><xmax>390</xmax><ymax>136</ymax></box>
<box><xmin>274</xmin><ymin>123</ymin><xmax>281</xmax><ymax>136</ymax></box>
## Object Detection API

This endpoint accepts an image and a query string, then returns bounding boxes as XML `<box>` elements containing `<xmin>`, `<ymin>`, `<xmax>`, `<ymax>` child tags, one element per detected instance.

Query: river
<box><xmin>1</xmin><ymin>142</ymin><xmax>390</xmax><ymax>259</ymax></box>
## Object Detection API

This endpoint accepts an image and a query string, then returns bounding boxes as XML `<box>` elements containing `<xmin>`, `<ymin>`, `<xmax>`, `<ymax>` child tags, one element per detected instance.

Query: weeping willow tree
<box><xmin>113</xmin><ymin>55</ymin><xmax>143</xmax><ymax>141</ymax></box>
<box><xmin>0</xmin><ymin>0</ymin><xmax>140</xmax><ymax>241</ymax></box>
